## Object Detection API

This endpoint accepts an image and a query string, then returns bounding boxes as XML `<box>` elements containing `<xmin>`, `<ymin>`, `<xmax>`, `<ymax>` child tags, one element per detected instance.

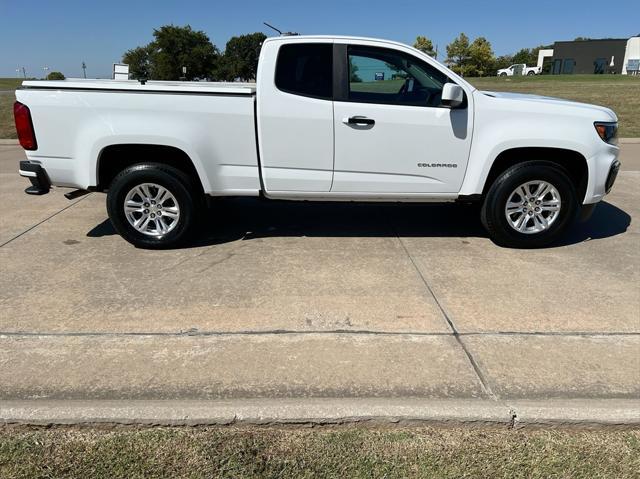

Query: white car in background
<box><xmin>497</xmin><ymin>64</ymin><xmax>541</xmax><ymax>76</ymax></box>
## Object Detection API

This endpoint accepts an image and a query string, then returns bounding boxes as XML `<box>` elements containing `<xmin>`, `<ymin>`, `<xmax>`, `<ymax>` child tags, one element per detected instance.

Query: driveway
<box><xmin>0</xmin><ymin>144</ymin><xmax>638</xmax><ymax>422</ymax></box>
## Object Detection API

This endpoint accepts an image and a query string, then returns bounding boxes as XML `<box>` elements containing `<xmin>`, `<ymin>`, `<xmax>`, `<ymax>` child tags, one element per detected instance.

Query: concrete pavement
<box><xmin>0</xmin><ymin>144</ymin><xmax>638</xmax><ymax>424</ymax></box>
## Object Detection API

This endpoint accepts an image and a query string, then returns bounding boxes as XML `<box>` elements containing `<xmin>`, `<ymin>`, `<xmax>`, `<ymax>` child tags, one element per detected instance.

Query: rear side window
<box><xmin>275</xmin><ymin>43</ymin><xmax>333</xmax><ymax>99</ymax></box>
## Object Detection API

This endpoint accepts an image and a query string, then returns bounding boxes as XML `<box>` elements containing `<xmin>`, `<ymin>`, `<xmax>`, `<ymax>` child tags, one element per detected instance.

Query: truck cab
<box><xmin>257</xmin><ymin>37</ymin><xmax>473</xmax><ymax>197</ymax></box>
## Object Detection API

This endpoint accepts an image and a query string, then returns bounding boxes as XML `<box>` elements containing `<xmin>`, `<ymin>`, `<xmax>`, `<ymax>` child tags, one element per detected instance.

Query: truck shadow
<box><xmin>87</xmin><ymin>198</ymin><xmax>630</xmax><ymax>249</ymax></box>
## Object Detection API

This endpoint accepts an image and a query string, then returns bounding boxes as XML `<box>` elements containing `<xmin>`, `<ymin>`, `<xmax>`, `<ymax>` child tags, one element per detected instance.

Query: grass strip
<box><xmin>1</xmin><ymin>425</ymin><xmax>639</xmax><ymax>478</ymax></box>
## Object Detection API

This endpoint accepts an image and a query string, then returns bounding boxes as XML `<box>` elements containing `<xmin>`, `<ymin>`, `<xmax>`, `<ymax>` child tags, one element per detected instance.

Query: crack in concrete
<box><xmin>0</xmin><ymin>193</ymin><xmax>92</xmax><ymax>248</ymax></box>
<box><xmin>392</xmin><ymin>232</ymin><xmax>497</xmax><ymax>401</ymax></box>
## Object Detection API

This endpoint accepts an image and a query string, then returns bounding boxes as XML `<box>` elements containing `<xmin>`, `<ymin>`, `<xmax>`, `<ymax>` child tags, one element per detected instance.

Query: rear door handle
<box><xmin>342</xmin><ymin>116</ymin><xmax>375</xmax><ymax>126</ymax></box>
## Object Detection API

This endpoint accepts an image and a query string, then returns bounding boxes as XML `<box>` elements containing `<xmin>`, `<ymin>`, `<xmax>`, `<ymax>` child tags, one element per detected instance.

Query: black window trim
<box><xmin>274</xmin><ymin>42</ymin><xmax>334</xmax><ymax>101</ymax></box>
<box><xmin>334</xmin><ymin>43</ymin><xmax>467</xmax><ymax>109</ymax></box>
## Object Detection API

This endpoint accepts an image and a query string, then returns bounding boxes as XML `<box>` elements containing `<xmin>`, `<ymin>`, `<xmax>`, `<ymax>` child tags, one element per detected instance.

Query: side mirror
<box><xmin>441</xmin><ymin>83</ymin><xmax>464</xmax><ymax>108</ymax></box>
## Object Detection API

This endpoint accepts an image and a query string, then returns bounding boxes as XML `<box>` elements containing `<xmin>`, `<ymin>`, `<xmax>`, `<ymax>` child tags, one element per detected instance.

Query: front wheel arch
<box><xmin>481</xmin><ymin>147</ymin><xmax>589</xmax><ymax>204</ymax></box>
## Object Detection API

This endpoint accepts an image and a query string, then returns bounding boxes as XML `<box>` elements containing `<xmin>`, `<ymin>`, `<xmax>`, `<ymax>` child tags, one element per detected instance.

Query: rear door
<box><xmin>257</xmin><ymin>40</ymin><xmax>334</xmax><ymax>192</ymax></box>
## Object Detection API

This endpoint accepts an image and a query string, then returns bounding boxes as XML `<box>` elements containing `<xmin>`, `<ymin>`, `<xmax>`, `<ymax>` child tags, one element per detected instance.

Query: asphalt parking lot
<box><xmin>0</xmin><ymin>143</ymin><xmax>638</xmax><ymax>421</ymax></box>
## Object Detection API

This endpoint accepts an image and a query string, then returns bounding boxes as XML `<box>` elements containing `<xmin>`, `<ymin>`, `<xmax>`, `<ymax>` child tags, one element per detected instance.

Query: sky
<box><xmin>1</xmin><ymin>0</ymin><xmax>639</xmax><ymax>78</ymax></box>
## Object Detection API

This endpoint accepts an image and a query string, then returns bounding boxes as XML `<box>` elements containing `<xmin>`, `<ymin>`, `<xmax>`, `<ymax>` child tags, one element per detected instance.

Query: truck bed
<box><xmin>17</xmin><ymin>79</ymin><xmax>260</xmax><ymax>194</ymax></box>
<box><xmin>21</xmin><ymin>79</ymin><xmax>256</xmax><ymax>96</ymax></box>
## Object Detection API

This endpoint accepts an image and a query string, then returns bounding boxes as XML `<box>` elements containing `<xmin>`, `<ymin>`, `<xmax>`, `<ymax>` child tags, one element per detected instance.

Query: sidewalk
<box><xmin>0</xmin><ymin>144</ymin><xmax>638</xmax><ymax>425</ymax></box>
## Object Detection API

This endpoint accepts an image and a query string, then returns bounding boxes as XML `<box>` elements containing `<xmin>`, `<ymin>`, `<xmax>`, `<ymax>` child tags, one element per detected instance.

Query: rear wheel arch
<box><xmin>96</xmin><ymin>144</ymin><xmax>206</xmax><ymax>194</ymax></box>
<box><xmin>482</xmin><ymin>147</ymin><xmax>589</xmax><ymax>203</ymax></box>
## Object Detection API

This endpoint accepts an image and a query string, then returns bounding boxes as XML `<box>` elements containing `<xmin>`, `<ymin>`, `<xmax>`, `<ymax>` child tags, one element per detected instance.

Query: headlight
<box><xmin>594</xmin><ymin>122</ymin><xmax>618</xmax><ymax>145</ymax></box>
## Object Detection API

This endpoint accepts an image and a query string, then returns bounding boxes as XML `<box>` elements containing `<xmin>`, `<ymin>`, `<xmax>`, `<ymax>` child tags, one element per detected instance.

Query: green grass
<box><xmin>350</xmin><ymin>79</ymin><xmax>405</xmax><ymax>93</ymax></box>
<box><xmin>0</xmin><ymin>93</ymin><xmax>16</xmax><ymax>139</ymax></box>
<box><xmin>1</xmin><ymin>425</ymin><xmax>639</xmax><ymax>478</ymax></box>
<box><xmin>0</xmin><ymin>78</ymin><xmax>23</xmax><ymax>91</ymax></box>
<box><xmin>0</xmin><ymin>78</ymin><xmax>22</xmax><ymax>139</ymax></box>
<box><xmin>467</xmin><ymin>75</ymin><xmax>640</xmax><ymax>137</ymax></box>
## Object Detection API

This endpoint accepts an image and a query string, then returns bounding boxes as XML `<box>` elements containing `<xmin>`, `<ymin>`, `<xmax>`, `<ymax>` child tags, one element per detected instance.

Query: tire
<box><xmin>499</xmin><ymin>73</ymin><xmax>507</xmax><ymax>77</ymax></box>
<box><xmin>481</xmin><ymin>161</ymin><xmax>578</xmax><ymax>248</ymax></box>
<box><xmin>527</xmin><ymin>71</ymin><xmax>535</xmax><ymax>76</ymax></box>
<box><xmin>106</xmin><ymin>163</ymin><xmax>199</xmax><ymax>249</ymax></box>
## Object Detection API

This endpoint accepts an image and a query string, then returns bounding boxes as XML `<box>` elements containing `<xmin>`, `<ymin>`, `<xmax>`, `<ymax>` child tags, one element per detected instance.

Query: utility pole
<box><xmin>22</xmin><ymin>67</ymin><xmax>27</xmax><ymax>79</ymax></box>
<box><xmin>82</xmin><ymin>61</ymin><xmax>87</xmax><ymax>79</ymax></box>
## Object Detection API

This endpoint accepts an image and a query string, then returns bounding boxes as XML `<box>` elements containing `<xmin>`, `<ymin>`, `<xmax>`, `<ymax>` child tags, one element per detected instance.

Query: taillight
<box><xmin>13</xmin><ymin>101</ymin><xmax>38</xmax><ymax>150</ymax></box>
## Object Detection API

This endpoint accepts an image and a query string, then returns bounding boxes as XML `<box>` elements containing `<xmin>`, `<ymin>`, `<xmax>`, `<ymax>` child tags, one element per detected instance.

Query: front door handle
<box><xmin>343</xmin><ymin>116</ymin><xmax>375</xmax><ymax>126</ymax></box>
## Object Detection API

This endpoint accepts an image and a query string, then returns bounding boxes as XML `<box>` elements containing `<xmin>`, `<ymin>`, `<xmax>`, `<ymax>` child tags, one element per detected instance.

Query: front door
<box><xmin>332</xmin><ymin>45</ymin><xmax>472</xmax><ymax>194</ymax></box>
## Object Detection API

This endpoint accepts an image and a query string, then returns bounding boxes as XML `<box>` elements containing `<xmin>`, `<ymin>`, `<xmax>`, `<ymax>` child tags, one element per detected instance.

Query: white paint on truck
<box><xmin>14</xmin><ymin>35</ymin><xmax>621</xmax><ymax>248</ymax></box>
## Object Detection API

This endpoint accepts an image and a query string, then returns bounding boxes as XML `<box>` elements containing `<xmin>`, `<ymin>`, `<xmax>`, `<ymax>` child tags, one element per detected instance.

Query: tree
<box><xmin>152</xmin><ymin>25</ymin><xmax>219</xmax><ymax>80</ymax></box>
<box><xmin>413</xmin><ymin>35</ymin><xmax>436</xmax><ymax>58</ymax></box>
<box><xmin>219</xmin><ymin>32</ymin><xmax>267</xmax><ymax>81</ymax></box>
<box><xmin>46</xmin><ymin>71</ymin><xmax>65</xmax><ymax>80</ymax></box>
<box><xmin>122</xmin><ymin>46</ymin><xmax>153</xmax><ymax>80</ymax></box>
<box><xmin>122</xmin><ymin>25</ymin><xmax>219</xmax><ymax>80</ymax></box>
<box><xmin>512</xmin><ymin>48</ymin><xmax>536</xmax><ymax>66</ymax></box>
<box><xmin>349</xmin><ymin>57</ymin><xmax>362</xmax><ymax>82</ymax></box>
<box><xmin>493</xmin><ymin>54</ymin><xmax>514</xmax><ymax>71</ymax></box>
<box><xmin>445</xmin><ymin>33</ymin><xmax>471</xmax><ymax>76</ymax></box>
<box><xmin>468</xmin><ymin>37</ymin><xmax>494</xmax><ymax>76</ymax></box>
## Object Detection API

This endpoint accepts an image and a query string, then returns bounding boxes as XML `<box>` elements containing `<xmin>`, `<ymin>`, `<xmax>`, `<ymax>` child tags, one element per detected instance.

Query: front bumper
<box><xmin>605</xmin><ymin>160</ymin><xmax>620</xmax><ymax>194</ymax></box>
<box><xmin>19</xmin><ymin>161</ymin><xmax>51</xmax><ymax>195</ymax></box>
<box><xmin>579</xmin><ymin>159</ymin><xmax>621</xmax><ymax>223</ymax></box>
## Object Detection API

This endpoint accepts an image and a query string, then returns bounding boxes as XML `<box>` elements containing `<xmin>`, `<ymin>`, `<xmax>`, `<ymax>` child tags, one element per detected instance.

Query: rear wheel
<box><xmin>481</xmin><ymin>161</ymin><xmax>578</xmax><ymax>248</ymax></box>
<box><xmin>527</xmin><ymin>71</ymin><xmax>535</xmax><ymax>76</ymax></box>
<box><xmin>106</xmin><ymin>163</ymin><xmax>198</xmax><ymax>248</ymax></box>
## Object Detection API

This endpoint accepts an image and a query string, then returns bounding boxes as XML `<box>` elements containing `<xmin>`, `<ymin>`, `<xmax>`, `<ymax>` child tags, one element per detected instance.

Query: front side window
<box><xmin>275</xmin><ymin>43</ymin><xmax>333</xmax><ymax>99</ymax></box>
<box><xmin>347</xmin><ymin>46</ymin><xmax>450</xmax><ymax>107</ymax></box>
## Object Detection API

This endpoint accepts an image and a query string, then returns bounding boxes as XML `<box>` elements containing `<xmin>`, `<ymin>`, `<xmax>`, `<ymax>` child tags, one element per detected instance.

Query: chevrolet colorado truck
<box><xmin>14</xmin><ymin>35</ymin><xmax>620</xmax><ymax>248</ymax></box>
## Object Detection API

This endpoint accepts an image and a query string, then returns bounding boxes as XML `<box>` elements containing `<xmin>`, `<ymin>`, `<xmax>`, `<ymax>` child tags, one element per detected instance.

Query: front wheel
<box><xmin>481</xmin><ymin>161</ymin><xmax>578</xmax><ymax>248</ymax></box>
<box><xmin>106</xmin><ymin>163</ymin><xmax>198</xmax><ymax>249</ymax></box>
<box><xmin>527</xmin><ymin>71</ymin><xmax>535</xmax><ymax>76</ymax></box>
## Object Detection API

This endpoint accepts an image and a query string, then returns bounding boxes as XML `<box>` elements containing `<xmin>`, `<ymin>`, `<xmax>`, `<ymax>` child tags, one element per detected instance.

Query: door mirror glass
<box><xmin>441</xmin><ymin>83</ymin><xmax>464</xmax><ymax>108</ymax></box>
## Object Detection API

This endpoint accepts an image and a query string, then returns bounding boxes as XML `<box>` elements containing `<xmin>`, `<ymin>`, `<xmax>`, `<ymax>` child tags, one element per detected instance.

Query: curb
<box><xmin>0</xmin><ymin>139</ymin><xmax>18</xmax><ymax>145</ymax></box>
<box><xmin>1</xmin><ymin>398</ymin><xmax>638</xmax><ymax>427</ymax></box>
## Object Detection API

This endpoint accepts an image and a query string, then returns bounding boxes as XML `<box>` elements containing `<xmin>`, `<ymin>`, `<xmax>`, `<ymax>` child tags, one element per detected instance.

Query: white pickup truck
<box><xmin>497</xmin><ymin>64</ymin><xmax>541</xmax><ymax>76</ymax></box>
<box><xmin>15</xmin><ymin>35</ymin><xmax>620</xmax><ymax>248</ymax></box>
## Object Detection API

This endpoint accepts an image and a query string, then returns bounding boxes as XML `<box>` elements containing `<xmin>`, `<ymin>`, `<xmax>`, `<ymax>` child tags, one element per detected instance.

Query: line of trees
<box><xmin>122</xmin><ymin>25</ymin><xmax>552</xmax><ymax>81</ymax></box>
<box><xmin>123</xmin><ymin>25</ymin><xmax>266</xmax><ymax>81</ymax></box>
<box><xmin>415</xmin><ymin>33</ymin><xmax>552</xmax><ymax>77</ymax></box>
